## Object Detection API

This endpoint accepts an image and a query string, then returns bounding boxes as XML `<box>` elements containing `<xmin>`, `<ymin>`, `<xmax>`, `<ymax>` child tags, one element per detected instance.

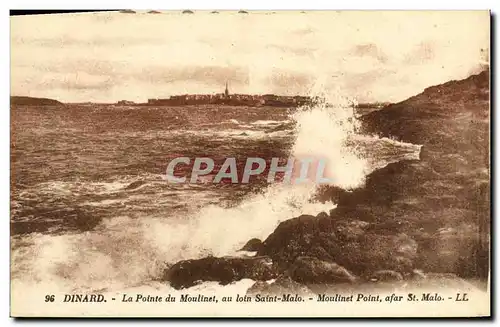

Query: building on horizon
<box><xmin>146</xmin><ymin>82</ymin><xmax>313</xmax><ymax>107</ymax></box>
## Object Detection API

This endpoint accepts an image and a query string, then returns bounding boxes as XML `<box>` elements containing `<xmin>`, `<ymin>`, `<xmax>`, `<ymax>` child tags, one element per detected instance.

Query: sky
<box><xmin>10</xmin><ymin>11</ymin><xmax>490</xmax><ymax>103</ymax></box>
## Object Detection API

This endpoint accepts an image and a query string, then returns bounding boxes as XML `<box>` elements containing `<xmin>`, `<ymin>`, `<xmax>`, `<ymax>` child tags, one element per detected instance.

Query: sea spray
<box><xmin>11</xmin><ymin>91</ymin><xmax>420</xmax><ymax>294</ymax></box>
<box><xmin>145</xmin><ymin>91</ymin><xmax>370</xmax><ymax>261</ymax></box>
<box><xmin>291</xmin><ymin>93</ymin><xmax>368</xmax><ymax>189</ymax></box>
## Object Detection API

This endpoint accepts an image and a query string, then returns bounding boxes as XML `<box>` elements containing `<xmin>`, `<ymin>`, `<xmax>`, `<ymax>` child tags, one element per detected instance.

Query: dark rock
<box><xmin>391</xmin><ymin>256</ymin><xmax>415</xmax><ymax>274</ymax></box>
<box><xmin>411</xmin><ymin>269</ymin><xmax>427</xmax><ymax>280</ymax></box>
<box><xmin>246</xmin><ymin>281</ymin><xmax>268</xmax><ymax>294</ymax></box>
<box><xmin>312</xmin><ymin>72</ymin><xmax>490</xmax><ymax>281</ymax></box>
<box><xmin>415</xmin><ymin>224</ymin><xmax>489</xmax><ymax>278</ymax></box>
<box><xmin>335</xmin><ymin>220</ymin><xmax>370</xmax><ymax>242</ymax></box>
<box><xmin>288</xmin><ymin>256</ymin><xmax>357</xmax><ymax>284</ymax></box>
<box><xmin>258</xmin><ymin>214</ymin><xmax>339</xmax><ymax>271</ymax></box>
<box><xmin>165</xmin><ymin>256</ymin><xmax>278</xmax><ymax>289</ymax></box>
<box><xmin>247</xmin><ymin>275</ymin><xmax>312</xmax><ymax>296</ymax></box>
<box><xmin>366</xmin><ymin>220</ymin><xmax>408</xmax><ymax>235</ymax></box>
<box><xmin>314</xmin><ymin>185</ymin><xmax>350</xmax><ymax>204</ymax></box>
<box><xmin>333</xmin><ymin>233</ymin><xmax>417</xmax><ymax>276</ymax></box>
<box><xmin>258</xmin><ymin>211</ymin><xmax>417</xmax><ymax>276</ymax></box>
<box><xmin>239</xmin><ymin>238</ymin><xmax>262</xmax><ymax>252</ymax></box>
<box><xmin>316</xmin><ymin>211</ymin><xmax>329</xmax><ymax>219</ymax></box>
<box><xmin>11</xmin><ymin>96</ymin><xmax>63</xmax><ymax>106</ymax></box>
<box><xmin>369</xmin><ymin>270</ymin><xmax>403</xmax><ymax>282</ymax></box>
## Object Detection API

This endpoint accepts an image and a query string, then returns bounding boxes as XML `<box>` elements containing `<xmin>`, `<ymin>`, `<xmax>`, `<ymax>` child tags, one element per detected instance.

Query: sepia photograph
<box><xmin>9</xmin><ymin>9</ymin><xmax>490</xmax><ymax>317</ymax></box>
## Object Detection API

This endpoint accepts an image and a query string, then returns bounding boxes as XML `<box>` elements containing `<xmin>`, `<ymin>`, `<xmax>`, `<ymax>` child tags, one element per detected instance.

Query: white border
<box><xmin>4</xmin><ymin>0</ymin><xmax>498</xmax><ymax>10</ymax></box>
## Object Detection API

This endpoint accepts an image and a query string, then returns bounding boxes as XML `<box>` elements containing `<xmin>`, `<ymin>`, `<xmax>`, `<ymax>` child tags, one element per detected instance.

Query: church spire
<box><xmin>224</xmin><ymin>81</ymin><xmax>229</xmax><ymax>97</ymax></box>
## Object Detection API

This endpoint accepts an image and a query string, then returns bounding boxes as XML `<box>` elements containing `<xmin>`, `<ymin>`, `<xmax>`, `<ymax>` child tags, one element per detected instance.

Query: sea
<box><xmin>10</xmin><ymin>97</ymin><xmax>421</xmax><ymax>298</ymax></box>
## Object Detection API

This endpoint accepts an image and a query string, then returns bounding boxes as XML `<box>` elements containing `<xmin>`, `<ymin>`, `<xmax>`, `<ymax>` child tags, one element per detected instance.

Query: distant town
<box><xmin>11</xmin><ymin>83</ymin><xmax>391</xmax><ymax>110</ymax></box>
<box><xmin>119</xmin><ymin>83</ymin><xmax>315</xmax><ymax>107</ymax></box>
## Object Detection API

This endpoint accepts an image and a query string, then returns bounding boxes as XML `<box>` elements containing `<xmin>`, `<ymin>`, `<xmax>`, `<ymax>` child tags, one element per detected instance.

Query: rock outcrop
<box><xmin>288</xmin><ymin>256</ymin><xmax>357</xmax><ymax>284</ymax></box>
<box><xmin>247</xmin><ymin>275</ymin><xmax>313</xmax><ymax>296</ymax></box>
<box><xmin>165</xmin><ymin>70</ymin><xmax>490</xmax><ymax>290</ymax></box>
<box><xmin>368</xmin><ymin>270</ymin><xmax>404</xmax><ymax>282</ymax></box>
<box><xmin>256</xmin><ymin>213</ymin><xmax>417</xmax><ymax>278</ymax></box>
<box><xmin>11</xmin><ymin>96</ymin><xmax>63</xmax><ymax>106</ymax></box>
<box><xmin>239</xmin><ymin>238</ymin><xmax>263</xmax><ymax>252</ymax></box>
<box><xmin>165</xmin><ymin>256</ymin><xmax>278</xmax><ymax>290</ymax></box>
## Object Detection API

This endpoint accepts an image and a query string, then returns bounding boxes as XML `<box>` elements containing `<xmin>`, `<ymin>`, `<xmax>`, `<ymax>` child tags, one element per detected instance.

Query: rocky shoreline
<box><xmin>163</xmin><ymin>70</ymin><xmax>490</xmax><ymax>293</ymax></box>
<box><xmin>11</xmin><ymin>96</ymin><xmax>63</xmax><ymax>106</ymax></box>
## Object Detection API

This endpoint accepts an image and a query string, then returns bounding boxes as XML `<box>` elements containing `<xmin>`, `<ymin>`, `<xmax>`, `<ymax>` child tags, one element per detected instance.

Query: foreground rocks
<box><xmin>288</xmin><ymin>256</ymin><xmax>357</xmax><ymax>284</ymax></box>
<box><xmin>165</xmin><ymin>256</ymin><xmax>278</xmax><ymax>289</ymax></box>
<box><xmin>11</xmin><ymin>95</ymin><xmax>64</xmax><ymax>106</ymax></box>
<box><xmin>247</xmin><ymin>275</ymin><xmax>313</xmax><ymax>296</ymax></box>
<box><xmin>257</xmin><ymin>214</ymin><xmax>417</xmax><ymax>278</ymax></box>
<box><xmin>164</xmin><ymin>70</ymin><xmax>490</xmax><ymax>291</ymax></box>
<box><xmin>369</xmin><ymin>270</ymin><xmax>404</xmax><ymax>282</ymax></box>
<box><xmin>239</xmin><ymin>238</ymin><xmax>263</xmax><ymax>252</ymax></box>
<box><xmin>163</xmin><ymin>212</ymin><xmax>419</xmax><ymax>289</ymax></box>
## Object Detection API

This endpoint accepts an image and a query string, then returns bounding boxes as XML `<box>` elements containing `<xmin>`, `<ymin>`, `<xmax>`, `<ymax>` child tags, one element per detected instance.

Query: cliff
<box><xmin>11</xmin><ymin>96</ymin><xmax>64</xmax><ymax>106</ymax></box>
<box><xmin>164</xmin><ymin>71</ymin><xmax>490</xmax><ymax>290</ymax></box>
<box><xmin>361</xmin><ymin>70</ymin><xmax>489</xmax><ymax>167</ymax></box>
<box><xmin>321</xmin><ymin>70</ymin><xmax>490</xmax><ymax>279</ymax></box>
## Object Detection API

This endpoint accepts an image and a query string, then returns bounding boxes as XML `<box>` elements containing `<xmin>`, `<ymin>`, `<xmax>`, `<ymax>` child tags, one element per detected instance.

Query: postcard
<box><xmin>10</xmin><ymin>10</ymin><xmax>490</xmax><ymax>317</ymax></box>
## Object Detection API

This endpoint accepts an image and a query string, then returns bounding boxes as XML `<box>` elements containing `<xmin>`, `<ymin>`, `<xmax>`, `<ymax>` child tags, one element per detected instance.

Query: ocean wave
<box><xmin>11</xmin><ymin>90</ymin><xmax>422</xmax><ymax>295</ymax></box>
<box><xmin>11</xmin><ymin>181</ymin><xmax>336</xmax><ymax>293</ymax></box>
<box><xmin>250</xmin><ymin>120</ymin><xmax>284</xmax><ymax>126</ymax></box>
